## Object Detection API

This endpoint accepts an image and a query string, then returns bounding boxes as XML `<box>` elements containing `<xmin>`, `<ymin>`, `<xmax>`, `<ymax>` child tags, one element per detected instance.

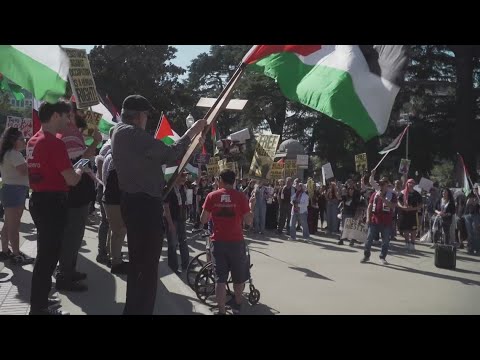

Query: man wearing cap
<box><xmin>111</xmin><ymin>95</ymin><xmax>205</xmax><ymax>315</ymax></box>
<box><xmin>361</xmin><ymin>178</ymin><xmax>397</xmax><ymax>264</ymax></box>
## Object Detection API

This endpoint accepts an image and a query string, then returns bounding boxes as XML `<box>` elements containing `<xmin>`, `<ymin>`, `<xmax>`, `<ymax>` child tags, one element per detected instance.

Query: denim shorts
<box><xmin>1</xmin><ymin>184</ymin><xmax>29</xmax><ymax>208</ymax></box>
<box><xmin>211</xmin><ymin>240</ymin><xmax>249</xmax><ymax>284</ymax></box>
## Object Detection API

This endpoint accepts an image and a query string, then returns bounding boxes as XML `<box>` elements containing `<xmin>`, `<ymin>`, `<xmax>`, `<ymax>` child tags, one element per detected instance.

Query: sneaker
<box><xmin>337</xmin><ymin>239</ymin><xmax>344</xmax><ymax>245</ymax></box>
<box><xmin>55</xmin><ymin>279</ymin><xmax>88</xmax><ymax>292</ymax></box>
<box><xmin>349</xmin><ymin>240</ymin><xmax>355</xmax><ymax>247</ymax></box>
<box><xmin>360</xmin><ymin>256</ymin><xmax>370</xmax><ymax>263</ymax></box>
<box><xmin>230</xmin><ymin>301</ymin><xmax>242</xmax><ymax>315</ymax></box>
<box><xmin>72</xmin><ymin>272</ymin><xmax>87</xmax><ymax>281</ymax></box>
<box><xmin>29</xmin><ymin>307</ymin><xmax>69</xmax><ymax>315</ymax></box>
<box><xmin>379</xmin><ymin>257</ymin><xmax>388</xmax><ymax>265</ymax></box>
<box><xmin>111</xmin><ymin>261</ymin><xmax>129</xmax><ymax>275</ymax></box>
<box><xmin>0</xmin><ymin>249</ymin><xmax>13</xmax><ymax>261</ymax></box>
<box><xmin>96</xmin><ymin>253</ymin><xmax>109</xmax><ymax>265</ymax></box>
<box><xmin>11</xmin><ymin>252</ymin><xmax>35</xmax><ymax>266</ymax></box>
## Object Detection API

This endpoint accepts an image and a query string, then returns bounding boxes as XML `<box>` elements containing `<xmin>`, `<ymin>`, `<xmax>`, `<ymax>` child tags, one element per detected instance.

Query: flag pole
<box><xmin>154</xmin><ymin>111</ymin><xmax>163</xmax><ymax>138</ymax></box>
<box><xmin>164</xmin><ymin>62</ymin><xmax>248</xmax><ymax>200</ymax></box>
<box><xmin>373</xmin><ymin>152</ymin><xmax>390</xmax><ymax>171</ymax></box>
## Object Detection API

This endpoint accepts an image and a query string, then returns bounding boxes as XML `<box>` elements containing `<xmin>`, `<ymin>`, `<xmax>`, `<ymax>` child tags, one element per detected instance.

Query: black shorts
<box><xmin>211</xmin><ymin>240</ymin><xmax>249</xmax><ymax>284</ymax></box>
<box><xmin>399</xmin><ymin>212</ymin><xmax>418</xmax><ymax>231</ymax></box>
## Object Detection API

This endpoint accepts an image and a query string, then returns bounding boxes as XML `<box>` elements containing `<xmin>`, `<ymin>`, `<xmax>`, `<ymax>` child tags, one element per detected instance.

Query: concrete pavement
<box><xmin>0</xmin><ymin>208</ymin><xmax>212</xmax><ymax>315</ymax></box>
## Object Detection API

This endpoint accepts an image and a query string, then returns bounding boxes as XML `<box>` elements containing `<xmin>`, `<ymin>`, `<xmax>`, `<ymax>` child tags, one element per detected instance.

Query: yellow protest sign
<box><xmin>355</xmin><ymin>153</ymin><xmax>368</xmax><ymax>174</ymax></box>
<box><xmin>82</xmin><ymin>110</ymin><xmax>102</xmax><ymax>137</ymax></box>
<box><xmin>248</xmin><ymin>134</ymin><xmax>280</xmax><ymax>179</ymax></box>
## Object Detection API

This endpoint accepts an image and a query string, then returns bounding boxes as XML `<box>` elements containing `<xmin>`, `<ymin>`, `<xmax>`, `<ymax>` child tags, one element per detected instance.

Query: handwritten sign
<box><xmin>82</xmin><ymin>110</ymin><xmax>102</xmax><ymax>137</ymax></box>
<box><xmin>284</xmin><ymin>160</ymin><xmax>297</xmax><ymax>178</ymax></box>
<box><xmin>341</xmin><ymin>217</ymin><xmax>368</xmax><ymax>243</ymax></box>
<box><xmin>6</xmin><ymin>116</ymin><xmax>33</xmax><ymax>138</ymax></box>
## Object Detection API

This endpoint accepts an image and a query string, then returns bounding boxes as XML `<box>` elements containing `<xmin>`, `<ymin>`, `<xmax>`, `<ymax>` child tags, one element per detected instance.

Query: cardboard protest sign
<box><xmin>355</xmin><ymin>153</ymin><xmax>368</xmax><ymax>174</ymax></box>
<box><xmin>6</xmin><ymin>116</ymin><xmax>33</xmax><ymax>138</ymax></box>
<box><xmin>399</xmin><ymin>159</ymin><xmax>411</xmax><ymax>175</ymax></box>
<box><xmin>341</xmin><ymin>217</ymin><xmax>368</xmax><ymax>243</ymax></box>
<box><xmin>284</xmin><ymin>160</ymin><xmax>297</xmax><ymax>178</ymax></box>
<box><xmin>64</xmin><ymin>48</ymin><xmax>100</xmax><ymax>109</ymax></box>
<box><xmin>248</xmin><ymin>134</ymin><xmax>280</xmax><ymax>179</ymax></box>
<box><xmin>268</xmin><ymin>162</ymin><xmax>284</xmax><ymax>181</ymax></box>
<box><xmin>82</xmin><ymin>110</ymin><xmax>102</xmax><ymax>137</ymax></box>
<box><xmin>296</xmin><ymin>155</ymin><xmax>309</xmax><ymax>167</ymax></box>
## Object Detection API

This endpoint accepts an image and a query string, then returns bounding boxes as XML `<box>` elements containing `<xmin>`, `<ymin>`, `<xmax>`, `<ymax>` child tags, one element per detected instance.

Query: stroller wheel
<box><xmin>248</xmin><ymin>289</ymin><xmax>261</xmax><ymax>305</ymax></box>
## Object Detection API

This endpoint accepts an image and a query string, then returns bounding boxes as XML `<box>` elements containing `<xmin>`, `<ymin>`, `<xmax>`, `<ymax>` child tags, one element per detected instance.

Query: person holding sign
<box><xmin>28</xmin><ymin>101</ymin><xmax>84</xmax><ymax>315</ymax></box>
<box><xmin>111</xmin><ymin>94</ymin><xmax>206</xmax><ymax>315</ymax></box>
<box><xmin>0</xmin><ymin>127</ymin><xmax>34</xmax><ymax>265</ymax></box>
<box><xmin>289</xmin><ymin>183</ymin><xmax>310</xmax><ymax>241</ymax></box>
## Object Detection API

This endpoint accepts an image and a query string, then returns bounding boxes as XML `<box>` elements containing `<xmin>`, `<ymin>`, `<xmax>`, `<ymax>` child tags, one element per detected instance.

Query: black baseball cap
<box><xmin>122</xmin><ymin>95</ymin><xmax>155</xmax><ymax>112</ymax></box>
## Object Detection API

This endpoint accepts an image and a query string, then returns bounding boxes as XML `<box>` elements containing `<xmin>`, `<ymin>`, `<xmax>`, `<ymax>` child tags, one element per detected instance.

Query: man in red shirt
<box><xmin>201</xmin><ymin>169</ymin><xmax>253</xmax><ymax>315</ymax></box>
<box><xmin>361</xmin><ymin>179</ymin><xmax>397</xmax><ymax>265</ymax></box>
<box><xmin>27</xmin><ymin>101</ymin><xmax>83</xmax><ymax>315</ymax></box>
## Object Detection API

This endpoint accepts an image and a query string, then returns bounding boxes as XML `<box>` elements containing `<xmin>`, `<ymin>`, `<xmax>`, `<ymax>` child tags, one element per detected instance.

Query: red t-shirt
<box><xmin>203</xmin><ymin>188</ymin><xmax>250</xmax><ymax>242</ymax></box>
<box><xmin>369</xmin><ymin>191</ymin><xmax>397</xmax><ymax>226</ymax></box>
<box><xmin>27</xmin><ymin>130</ymin><xmax>73</xmax><ymax>192</ymax></box>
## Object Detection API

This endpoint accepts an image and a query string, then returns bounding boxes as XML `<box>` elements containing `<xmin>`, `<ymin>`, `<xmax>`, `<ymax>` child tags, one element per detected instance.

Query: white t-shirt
<box><xmin>0</xmin><ymin>150</ymin><xmax>29</xmax><ymax>186</ymax></box>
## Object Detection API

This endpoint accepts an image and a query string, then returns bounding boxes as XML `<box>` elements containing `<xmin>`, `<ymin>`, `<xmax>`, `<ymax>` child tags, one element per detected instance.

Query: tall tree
<box><xmin>88</xmin><ymin>45</ymin><xmax>187</xmax><ymax>133</ymax></box>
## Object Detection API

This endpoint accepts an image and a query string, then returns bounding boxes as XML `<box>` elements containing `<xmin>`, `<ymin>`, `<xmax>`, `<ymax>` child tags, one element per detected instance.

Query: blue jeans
<box><xmin>364</xmin><ymin>223</ymin><xmax>391</xmax><ymax>259</ymax></box>
<box><xmin>290</xmin><ymin>212</ymin><xmax>310</xmax><ymax>240</ymax></box>
<box><xmin>327</xmin><ymin>202</ymin><xmax>339</xmax><ymax>233</ymax></box>
<box><xmin>254</xmin><ymin>201</ymin><xmax>266</xmax><ymax>233</ymax></box>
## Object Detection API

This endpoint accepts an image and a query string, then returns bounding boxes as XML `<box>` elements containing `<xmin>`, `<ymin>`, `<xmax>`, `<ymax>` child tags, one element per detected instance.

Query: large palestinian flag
<box><xmin>243</xmin><ymin>45</ymin><xmax>408</xmax><ymax>141</ymax></box>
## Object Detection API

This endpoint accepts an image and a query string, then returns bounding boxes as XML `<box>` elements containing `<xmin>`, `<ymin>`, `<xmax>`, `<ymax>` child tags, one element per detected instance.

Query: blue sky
<box><xmin>63</xmin><ymin>45</ymin><xmax>210</xmax><ymax>71</ymax></box>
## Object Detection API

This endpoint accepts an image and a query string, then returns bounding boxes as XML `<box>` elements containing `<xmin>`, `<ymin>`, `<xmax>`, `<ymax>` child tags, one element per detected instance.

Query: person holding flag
<box><xmin>111</xmin><ymin>95</ymin><xmax>206</xmax><ymax>315</ymax></box>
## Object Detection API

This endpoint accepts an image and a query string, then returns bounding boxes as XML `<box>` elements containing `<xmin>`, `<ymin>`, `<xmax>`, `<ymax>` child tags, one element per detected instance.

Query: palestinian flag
<box><xmin>0</xmin><ymin>74</ymin><xmax>25</xmax><ymax>101</ymax></box>
<box><xmin>457</xmin><ymin>153</ymin><xmax>472</xmax><ymax>196</ymax></box>
<box><xmin>0</xmin><ymin>45</ymin><xmax>69</xmax><ymax>103</ymax></box>
<box><xmin>243</xmin><ymin>45</ymin><xmax>408</xmax><ymax>141</ymax></box>
<box><xmin>155</xmin><ymin>114</ymin><xmax>180</xmax><ymax>145</ymax></box>
<box><xmin>163</xmin><ymin>163</ymin><xmax>199</xmax><ymax>181</ymax></box>
<box><xmin>32</xmin><ymin>98</ymin><xmax>42</xmax><ymax>136</ymax></box>
<box><xmin>378</xmin><ymin>125</ymin><xmax>409</xmax><ymax>155</ymax></box>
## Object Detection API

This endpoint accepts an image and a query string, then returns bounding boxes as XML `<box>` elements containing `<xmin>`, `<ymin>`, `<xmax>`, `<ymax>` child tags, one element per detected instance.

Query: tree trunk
<box><xmin>453</xmin><ymin>46</ymin><xmax>477</xmax><ymax>180</ymax></box>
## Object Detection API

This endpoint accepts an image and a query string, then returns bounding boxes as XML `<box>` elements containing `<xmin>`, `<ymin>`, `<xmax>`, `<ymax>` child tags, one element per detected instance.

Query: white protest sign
<box><xmin>186</xmin><ymin>189</ymin><xmax>193</xmax><ymax>205</ymax></box>
<box><xmin>296</xmin><ymin>155</ymin><xmax>309</xmax><ymax>167</ymax></box>
<box><xmin>6</xmin><ymin>116</ymin><xmax>33</xmax><ymax>138</ymax></box>
<box><xmin>322</xmin><ymin>163</ymin><xmax>334</xmax><ymax>181</ymax></box>
<box><xmin>341</xmin><ymin>217</ymin><xmax>368</xmax><ymax>243</ymax></box>
<box><xmin>64</xmin><ymin>47</ymin><xmax>100</xmax><ymax>109</ymax></box>
<box><xmin>419</xmin><ymin>177</ymin><xmax>434</xmax><ymax>192</ymax></box>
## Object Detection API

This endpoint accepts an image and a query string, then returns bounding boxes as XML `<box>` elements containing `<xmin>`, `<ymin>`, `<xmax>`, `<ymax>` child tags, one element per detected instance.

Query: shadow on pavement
<box><xmin>376</xmin><ymin>262</ymin><xmax>480</xmax><ymax>286</ymax></box>
<box><xmin>1</xmin><ymin>263</ymin><xmax>33</xmax><ymax>304</ymax></box>
<box><xmin>288</xmin><ymin>266</ymin><xmax>333</xmax><ymax>281</ymax></box>
<box><xmin>58</xmin><ymin>253</ymin><xmax>125</xmax><ymax>315</ymax></box>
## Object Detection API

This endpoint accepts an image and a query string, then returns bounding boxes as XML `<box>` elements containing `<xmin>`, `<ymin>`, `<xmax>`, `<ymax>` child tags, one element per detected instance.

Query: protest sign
<box><xmin>6</xmin><ymin>116</ymin><xmax>33</xmax><ymax>138</ymax></box>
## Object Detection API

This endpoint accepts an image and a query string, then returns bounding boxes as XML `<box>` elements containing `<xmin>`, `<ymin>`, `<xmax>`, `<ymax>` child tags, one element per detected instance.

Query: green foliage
<box><xmin>430</xmin><ymin>160</ymin><xmax>455</xmax><ymax>187</ymax></box>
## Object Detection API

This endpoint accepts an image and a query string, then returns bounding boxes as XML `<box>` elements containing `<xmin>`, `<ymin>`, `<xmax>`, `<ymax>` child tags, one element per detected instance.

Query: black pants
<box><xmin>29</xmin><ymin>192</ymin><xmax>68</xmax><ymax>312</ymax></box>
<box><xmin>121</xmin><ymin>193</ymin><xmax>164</xmax><ymax>315</ymax></box>
<box><xmin>277</xmin><ymin>203</ymin><xmax>292</xmax><ymax>232</ymax></box>
<box><xmin>319</xmin><ymin>207</ymin><xmax>326</xmax><ymax>227</ymax></box>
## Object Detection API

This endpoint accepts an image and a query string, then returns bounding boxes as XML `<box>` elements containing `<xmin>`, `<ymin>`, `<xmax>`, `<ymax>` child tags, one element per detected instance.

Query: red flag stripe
<box><xmin>243</xmin><ymin>45</ymin><xmax>322</xmax><ymax>65</ymax></box>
